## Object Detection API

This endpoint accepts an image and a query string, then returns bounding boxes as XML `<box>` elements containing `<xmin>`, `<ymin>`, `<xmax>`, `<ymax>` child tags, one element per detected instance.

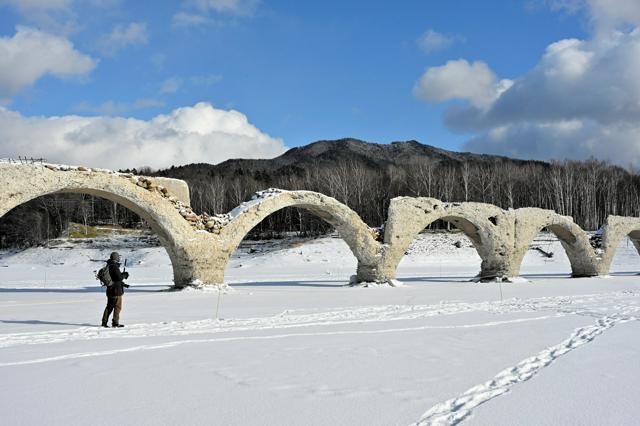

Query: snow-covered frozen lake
<box><xmin>1</xmin><ymin>232</ymin><xmax>639</xmax><ymax>425</ymax></box>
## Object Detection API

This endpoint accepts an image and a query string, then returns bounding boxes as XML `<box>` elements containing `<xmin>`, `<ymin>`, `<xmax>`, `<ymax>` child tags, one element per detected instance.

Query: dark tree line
<box><xmin>1</xmin><ymin>156</ymin><xmax>639</xmax><ymax>248</ymax></box>
<box><xmin>0</xmin><ymin>194</ymin><xmax>141</xmax><ymax>248</ymax></box>
<box><xmin>173</xmin><ymin>157</ymin><xmax>640</xmax><ymax>234</ymax></box>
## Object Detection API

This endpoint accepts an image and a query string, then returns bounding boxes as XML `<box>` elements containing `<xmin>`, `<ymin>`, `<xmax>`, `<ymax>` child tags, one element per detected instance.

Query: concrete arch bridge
<box><xmin>1</xmin><ymin>162</ymin><xmax>639</xmax><ymax>287</ymax></box>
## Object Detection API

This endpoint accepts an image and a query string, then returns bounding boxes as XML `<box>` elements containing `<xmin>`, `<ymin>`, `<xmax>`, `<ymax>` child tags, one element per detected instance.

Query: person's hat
<box><xmin>110</xmin><ymin>252</ymin><xmax>121</xmax><ymax>261</ymax></box>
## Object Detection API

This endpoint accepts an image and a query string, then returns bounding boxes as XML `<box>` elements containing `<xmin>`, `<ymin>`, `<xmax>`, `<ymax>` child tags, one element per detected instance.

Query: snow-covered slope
<box><xmin>0</xmin><ymin>232</ymin><xmax>639</xmax><ymax>425</ymax></box>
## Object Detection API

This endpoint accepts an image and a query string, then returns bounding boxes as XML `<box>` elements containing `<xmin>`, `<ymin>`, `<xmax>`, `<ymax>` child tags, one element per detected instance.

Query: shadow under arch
<box><xmin>216</xmin><ymin>190</ymin><xmax>382</xmax><ymax>283</ymax></box>
<box><xmin>512</xmin><ymin>209</ymin><xmax>598</xmax><ymax>278</ymax></box>
<box><xmin>380</xmin><ymin>197</ymin><xmax>510</xmax><ymax>281</ymax></box>
<box><xmin>0</xmin><ymin>165</ymin><xmax>198</xmax><ymax>286</ymax></box>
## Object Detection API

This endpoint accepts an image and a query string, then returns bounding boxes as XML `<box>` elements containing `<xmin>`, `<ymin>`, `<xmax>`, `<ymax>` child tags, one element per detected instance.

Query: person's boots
<box><xmin>101</xmin><ymin>323</ymin><xmax>109</xmax><ymax>328</ymax></box>
<box><xmin>112</xmin><ymin>323</ymin><xmax>124</xmax><ymax>328</ymax></box>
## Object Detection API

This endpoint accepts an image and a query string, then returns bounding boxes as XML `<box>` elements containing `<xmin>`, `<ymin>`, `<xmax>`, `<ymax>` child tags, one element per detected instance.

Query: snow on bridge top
<box><xmin>228</xmin><ymin>188</ymin><xmax>286</xmax><ymax>219</ymax></box>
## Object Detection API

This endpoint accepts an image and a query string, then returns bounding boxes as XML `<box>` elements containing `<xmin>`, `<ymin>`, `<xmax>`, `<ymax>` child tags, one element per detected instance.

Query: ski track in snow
<box><xmin>0</xmin><ymin>290</ymin><xmax>636</xmax><ymax>350</ymax></box>
<box><xmin>0</xmin><ymin>315</ymin><xmax>562</xmax><ymax>367</ymax></box>
<box><xmin>412</xmin><ymin>307</ymin><xmax>640</xmax><ymax>426</ymax></box>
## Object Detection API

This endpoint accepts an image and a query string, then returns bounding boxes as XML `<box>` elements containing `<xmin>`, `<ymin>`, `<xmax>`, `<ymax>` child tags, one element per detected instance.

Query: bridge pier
<box><xmin>168</xmin><ymin>237</ymin><xmax>229</xmax><ymax>288</ymax></box>
<box><xmin>353</xmin><ymin>262</ymin><xmax>387</xmax><ymax>284</ymax></box>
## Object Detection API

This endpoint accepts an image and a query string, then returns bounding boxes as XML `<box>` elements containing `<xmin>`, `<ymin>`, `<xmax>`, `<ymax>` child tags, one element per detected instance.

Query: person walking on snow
<box><xmin>101</xmin><ymin>251</ymin><xmax>129</xmax><ymax>328</ymax></box>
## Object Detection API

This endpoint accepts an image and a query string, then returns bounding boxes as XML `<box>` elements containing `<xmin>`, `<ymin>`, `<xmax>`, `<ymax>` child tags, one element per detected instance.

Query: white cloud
<box><xmin>0</xmin><ymin>102</ymin><xmax>286</xmax><ymax>169</ymax></box>
<box><xmin>588</xmin><ymin>0</ymin><xmax>640</xmax><ymax>35</ymax></box>
<box><xmin>443</xmin><ymin>30</ymin><xmax>640</xmax><ymax>132</ymax></box>
<box><xmin>414</xmin><ymin>2</ymin><xmax>640</xmax><ymax>167</ymax></box>
<box><xmin>413</xmin><ymin>59</ymin><xmax>513</xmax><ymax>109</ymax></box>
<box><xmin>542</xmin><ymin>0</ymin><xmax>640</xmax><ymax>32</ymax></box>
<box><xmin>465</xmin><ymin>119</ymin><xmax>640</xmax><ymax>166</ymax></box>
<box><xmin>0</xmin><ymin>0</ymin><xmax>78</xmax><ymax>35</ymax></box>
<box><xmin>160</xmin><ymin>77</ymin><xmax>183</xmax><ymax>94</ymax></box>
<box><xmin>97</xmin><ymin>22</ymin><xmax>148</xmax><ymax>56</ymax></box>
<box><xmin>0</xmin><ymin>26</ymin><xmax>96</xmax><ymax>98</ymax></box>
<box><xmin>542</xmin><ymin>38</ymin><xmax>593</xmax><ymax>79</ymax></box>
<box><xmin>416</xmin><ymin>29</ymin><xmax>463</xmax><ymax>53</ymax></box>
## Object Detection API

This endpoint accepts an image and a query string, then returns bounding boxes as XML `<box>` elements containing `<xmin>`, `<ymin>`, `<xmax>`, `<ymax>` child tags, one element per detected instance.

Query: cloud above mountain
<box><xmin>0</xmin><ymin>102</ymin><xmax>286</xmax><ymax>169</ymax></box>
<box><xmin>414</xmin><ymin>0</ymin><xmax>640</xmax><ymax>167</ymax></box>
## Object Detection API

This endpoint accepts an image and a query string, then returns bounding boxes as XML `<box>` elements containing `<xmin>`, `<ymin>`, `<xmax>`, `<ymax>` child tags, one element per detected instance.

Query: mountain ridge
<box><xmin>155</xmin><ymin>138</ymin><xmax>543</xmax><ymax>178</ymax></box>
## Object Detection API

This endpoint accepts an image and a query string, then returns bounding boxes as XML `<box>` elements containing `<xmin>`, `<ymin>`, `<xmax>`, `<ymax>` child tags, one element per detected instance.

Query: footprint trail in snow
<box><xmin>412</xmin><ymin>305</ymin><xmax>640</xmax><ymax>425</ymax></box>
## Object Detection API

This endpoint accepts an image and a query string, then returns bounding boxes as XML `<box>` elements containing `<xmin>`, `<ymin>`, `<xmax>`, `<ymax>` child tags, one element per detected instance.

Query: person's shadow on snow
<box><xmin>0</xmin><ymin>319</ymin><xmax>93</xmax><ymax>326</ymax></box>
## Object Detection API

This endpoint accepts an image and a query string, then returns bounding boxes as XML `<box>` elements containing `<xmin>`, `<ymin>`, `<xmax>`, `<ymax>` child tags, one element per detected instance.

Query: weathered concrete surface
<box><xmin>596</xmin><ymin>216</ymin><xmax>640</xmax><ymax>275</ymax></box>
<box><xmin>0</xmin><ymin>164</ymin><xmax>384</xmax><ymax>286</ymax></box>
<box><xmin>151</xmin><ymin>177</ymin><xmax>190</xmax><ymax>206</ymax></box>
<box><xmin>380</xmin><ymin>197</ymin><xmax>640</xmax><ymax>281</ymax></box>
<box><xmin>0</xmin><ymin>162</ymin><xmax>217</xmax><ymax>286</ymax></box>
<box><xmin>380</xmin><ymin>197</ymin><xmax>514</xmax><ymax>281</ymax></box>
<box><xmin>215</xmin><ymin>190</ymin><xmax>383</xmax><ymax>283</ymax></box>
<box><xmin>2</xmin><ymin>162</ymin><xmax>640</xmax><ymax>287</ymax></box>
<box><xmin>512</xmin><ymin>208</ymin><xmax>599</xmax><ymax>277</ymax></box>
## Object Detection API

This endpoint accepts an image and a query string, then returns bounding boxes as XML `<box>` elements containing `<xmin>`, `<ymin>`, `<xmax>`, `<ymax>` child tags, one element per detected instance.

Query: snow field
<box><xmin>0</xmin><ymin>232</ymin><xmax>639</xmax><ymax>425</ymax></box>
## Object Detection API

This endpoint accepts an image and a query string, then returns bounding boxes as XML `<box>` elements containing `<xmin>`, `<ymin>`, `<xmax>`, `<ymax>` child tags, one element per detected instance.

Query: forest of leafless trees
<box><xmin>182</xmin><ymin>158</ymin><xmax>640</xmax><ymax>235</ymax></box>
<box><xmin>1</xmin><ymin>156</ymin><xmax>639</xmax><ymax>248</ymax></box>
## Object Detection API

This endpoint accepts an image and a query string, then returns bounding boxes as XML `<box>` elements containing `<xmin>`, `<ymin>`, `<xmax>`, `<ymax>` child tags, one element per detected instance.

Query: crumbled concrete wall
<box><xmin>151</xmin><ymin>177</ymin><xmax>190</xmax><ymax>206</ymax></box>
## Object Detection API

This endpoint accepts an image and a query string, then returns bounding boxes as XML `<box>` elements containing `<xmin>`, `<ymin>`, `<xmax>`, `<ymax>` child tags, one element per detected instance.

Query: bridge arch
<box><xmin>5</xmin><ymin>163</ymin><xmax>640</xmax><ymax>288</ymax></box>
<box><xmin>379</xmin><ymin>197</ymin><xmax>512</xmax><ymax>281</ymax></box>
<box><xmin>511</xmin><ymin>209</ymin><xmax>598</xmax><ymax>278</ymax></box>
<box><xmin>0</xmin><ymin>163</ymin><xmax>213</xmax><ymax>286</ymax></box>
<box><xmin>595</xmin><ymin>216</ymin><xmax>640</xmax><ymax>275</ymax></box>
<box><xmin>216</xmin><ymin>190</ymin><xmax>382</xmax><ymax>283</ymax></box>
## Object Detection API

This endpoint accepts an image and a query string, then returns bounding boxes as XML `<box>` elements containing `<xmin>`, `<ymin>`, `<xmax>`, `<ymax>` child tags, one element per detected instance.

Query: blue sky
<box><xmin>0</xmin><ymin>0</ymin><xmax>638</xmax><ymax>169</ymax></box>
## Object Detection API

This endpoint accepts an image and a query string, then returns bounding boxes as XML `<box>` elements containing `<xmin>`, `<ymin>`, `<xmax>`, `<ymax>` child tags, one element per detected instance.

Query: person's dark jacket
<box><xmin>106</xmin><ymin>259</ymin><xmax>129</xmax><ymax>297</ymax></box>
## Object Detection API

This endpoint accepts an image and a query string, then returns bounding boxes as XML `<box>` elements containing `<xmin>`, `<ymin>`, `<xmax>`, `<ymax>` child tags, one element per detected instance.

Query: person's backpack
<box><xmin>96</xmin><ymin>264</ymin><xmax>113</xmax><ymax>287</ymax></box>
